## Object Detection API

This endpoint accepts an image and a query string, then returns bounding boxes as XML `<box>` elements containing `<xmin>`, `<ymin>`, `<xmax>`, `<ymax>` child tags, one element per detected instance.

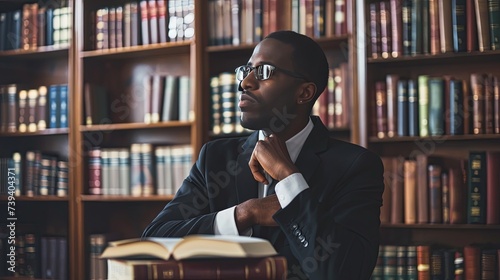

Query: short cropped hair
<box><xmin>265</xmin><ymin>30</ymin><xmax>329</xmax><ymax>101</ymax></box>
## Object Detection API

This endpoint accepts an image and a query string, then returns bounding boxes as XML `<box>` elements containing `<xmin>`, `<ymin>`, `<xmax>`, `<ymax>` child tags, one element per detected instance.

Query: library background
<box><xmin>0</xmin><ymin>0</ymin><xmax>499</xmax><ymax>279</ymax></box>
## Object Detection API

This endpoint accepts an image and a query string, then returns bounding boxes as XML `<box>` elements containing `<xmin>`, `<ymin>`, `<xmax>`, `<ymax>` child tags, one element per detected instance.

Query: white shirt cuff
<box><xmin>275</xmin><ymin>173</ymin><xmax>309</xmax><ymax>208</ymax></box>
<box><xmin>214</xmin><ymin>206</ymin><xmax>239</xmax><ymax>235</ymax></box>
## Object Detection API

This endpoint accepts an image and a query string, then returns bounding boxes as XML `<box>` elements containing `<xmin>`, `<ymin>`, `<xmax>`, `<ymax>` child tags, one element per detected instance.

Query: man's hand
<box><xmin>235</xmin><ymin>195</ymin><xmax>281</xmax><ymax>233</ymax></box>
<box><xmin>249</xmin><ymin>134</ymin><xmax>299</xmax><ymax>184</ymax></box>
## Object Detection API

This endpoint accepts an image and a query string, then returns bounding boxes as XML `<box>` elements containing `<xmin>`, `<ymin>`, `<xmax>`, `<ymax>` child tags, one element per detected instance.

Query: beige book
<box><xmin>101</xmin><ymin>235</ymin><xmax>277</xmax><ymax>261</ymax></box>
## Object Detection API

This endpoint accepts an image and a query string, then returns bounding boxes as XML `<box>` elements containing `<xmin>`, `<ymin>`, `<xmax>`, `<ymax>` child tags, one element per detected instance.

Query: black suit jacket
<box><xmin>142</xmin><ymin>116</ymin><xmax>384</xmax><ymax>279</ymax></box>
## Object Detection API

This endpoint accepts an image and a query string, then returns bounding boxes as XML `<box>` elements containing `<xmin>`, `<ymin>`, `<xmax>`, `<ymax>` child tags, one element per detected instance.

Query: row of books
<box><xmin>0</xmin><ymin>84</ymin><xmax>69</xmax><ymax>133</ymax></box>
<box><xmin>373</xmin><ymin>73</ymin><xmax>500</xmax><ymax>138</ymax></box>
<box><xmin>0</xmin><ymin>1</ymin><xmax>71</xmax><ymax>51</ymax></box>
<box><xmin>313</xmin><ymin>63</ymin><xmax>350</xmax><ymax>130</ymax></box>
<box><xmin>206</xmin><ymin>0</ymin><xmax>348</xmax><ymax>47</ymax></box>
<box><xmin>0</xmin><ymin>151</ymin><xmax>69</xmax><ymax>197</ymax></box>
<box><xmin>380</xmin><ymin>151</ymin><xmax>500</xmax><ymax>225</ymax></box>
<box><xmin>84</xmin><ymin>75</ymin><xmax>192</xmax><ymax>126</ymax></box>
<box><xmin>0</xmin><ymin>233</ymin><xmax>67</xmax><ymax>279</ymax></box>
<box><xmin>368</xmin><ymin>0</ymin><xmax>500</xmax><ymax>59</ymax></box>
<box><xmin>88</xmin><ymin>143</ymin><xmax>192</xmax><ymax>196</ymax></box>
<box><xmin>90</xmin><ymin>0</ymin><xmax>194</xmax><ymax>50</ymax></box>
<box><xmin>210</xmin><ymin>73</ymin><xmax>246</xmax><ymax>135</ymax></box>
<box><xmin>371</xmin><ymin>244</ymin><xmax>500</xmax><ymax>280</ymax></box>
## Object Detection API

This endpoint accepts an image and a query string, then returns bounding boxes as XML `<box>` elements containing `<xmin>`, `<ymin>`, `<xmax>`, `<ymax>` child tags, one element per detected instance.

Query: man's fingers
<box><xmin>249</xmin><ymin>153</ymin><xmax>269</xmax><ymax>184</ymax></box>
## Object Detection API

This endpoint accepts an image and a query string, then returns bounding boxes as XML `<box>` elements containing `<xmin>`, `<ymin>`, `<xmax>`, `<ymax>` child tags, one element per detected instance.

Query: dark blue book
<box><xmin>451</xmin><ymin>0</ymin><xmax>467</xmax><ymax>52</ymax></box>
<box><xmin>45</xmin><ymin>8</ymin><xmax>54</xmax><ymax>46</ymax></box>
<box><xmin>48</xmin><ymin>84</ymin><xmax>60</xmax><ymax>128</ymax></box>
<box><xmin>59</xmin><ymin>84</ymin><xmax>68</xmax><ymax>128</ymax></box>
<box><xmin>408</xmin><ymin>79</ymin><xmax>419</xmax><ymax>136</ymax></box>
<box><xmin>449</xmin><ymin>79</ymin><xmax>464</xmax><ymax>135</ymax></box>
<box><xmin>397</xmin><ymin>79</ymin><xmax>409</xmax><ymax>136</ymax></box>
<box><xmin>0</xmin><ymin>12</ymin><xmax>7</xmax><ymax>51</ymax></box>
<box><xmin>402</xmin><ymin>0</ymin><xmax>413</xmax><ymax>55</ymax></box>
<box><xmin>410</xmin><ymin>0</ymin><xmax>422</xmax><ymax>55</ymax></box>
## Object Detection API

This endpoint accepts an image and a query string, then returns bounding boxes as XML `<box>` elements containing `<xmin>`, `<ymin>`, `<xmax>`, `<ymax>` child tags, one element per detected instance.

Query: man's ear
<box><xmin>296</xmin><ymin>82</ymin><xmax>317</xmax><ymax>104</ymax></box>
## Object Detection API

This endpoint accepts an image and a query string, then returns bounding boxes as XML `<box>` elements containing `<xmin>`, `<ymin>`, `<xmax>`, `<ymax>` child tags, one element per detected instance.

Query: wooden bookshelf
<box><xmin>0</xmin><ymin>0</ymin><xmax>361</xmax><ymax>279</ymax></box>
<box><xmin>356</xmin><ymin>0</ymin><xmax>500</xmax><ymax>275</ymax></box>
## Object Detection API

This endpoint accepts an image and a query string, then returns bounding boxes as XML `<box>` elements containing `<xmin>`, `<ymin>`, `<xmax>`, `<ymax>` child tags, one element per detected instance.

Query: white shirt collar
<box><xmin>258</xmin><ymin>118</ymin><xmax>314</xmax><ymax>163</ymax></box>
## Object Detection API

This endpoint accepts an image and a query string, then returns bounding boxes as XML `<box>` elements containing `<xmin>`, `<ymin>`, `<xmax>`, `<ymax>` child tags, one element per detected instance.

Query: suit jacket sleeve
<box><xmin>142</xmin><ymin>143</ymin><xmax>217</xmax><ymax>237</ymax></box>
<box><xmin>274</xmin><ymin>150</ymin><xmax>384</xmax><ymax>280</ymax></box>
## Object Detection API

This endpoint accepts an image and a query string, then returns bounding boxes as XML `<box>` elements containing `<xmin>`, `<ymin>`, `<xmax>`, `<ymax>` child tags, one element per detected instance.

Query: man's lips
<box><xmin>239</xmin><ymin>93</ymin><xmax>257</xmax><ymax>108</ymax></box>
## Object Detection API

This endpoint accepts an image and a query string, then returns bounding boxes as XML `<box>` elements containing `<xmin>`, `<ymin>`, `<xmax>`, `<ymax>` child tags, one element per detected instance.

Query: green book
<box><xmin>428</xmin><ymin>77</ymin><xmax>444</xmax><ymax>135</ymax></box>
<box><xmin>418</xmin><ymin>75</ymin><xmax>429</xmax><ymax>137</ymax></box>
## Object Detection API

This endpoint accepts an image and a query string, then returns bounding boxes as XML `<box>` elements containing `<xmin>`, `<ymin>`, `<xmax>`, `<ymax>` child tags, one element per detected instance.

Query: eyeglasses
<box><xmin>234</xmin><ymin>64</ymin><xmax>308</xmax><ymax>82</ymax></box>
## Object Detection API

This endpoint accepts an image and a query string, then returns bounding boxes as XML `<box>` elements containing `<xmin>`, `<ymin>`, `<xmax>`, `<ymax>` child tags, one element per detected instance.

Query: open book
<box><xmin>100</xmin><ymin>235</ymin><xmax>277</xmax><ymax>261</ymax></box>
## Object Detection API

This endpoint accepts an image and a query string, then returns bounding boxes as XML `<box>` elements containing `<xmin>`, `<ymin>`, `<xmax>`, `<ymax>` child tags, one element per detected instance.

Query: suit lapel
<box><xmin>294</xmin><ymin>116</ymin><xmax>329</xmax><ymax>185</ymax></box>
<box><xmin>235</xmin><ymin>131</ymin><xmax>259</xmax><ymax>203</ymax></box>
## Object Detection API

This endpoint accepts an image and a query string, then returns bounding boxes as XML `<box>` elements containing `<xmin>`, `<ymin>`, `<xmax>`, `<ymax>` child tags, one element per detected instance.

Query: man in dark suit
<box><xmin>143</xmin><ymin>30</ymin><xmax>384</xmax><ymax>279</ymax></box>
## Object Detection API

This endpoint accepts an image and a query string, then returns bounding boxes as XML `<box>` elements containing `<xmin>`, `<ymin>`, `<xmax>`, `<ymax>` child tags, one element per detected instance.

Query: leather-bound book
<box><xmin>466</xmin><ymin>0</ymin><xmax>478</xmax><ymax>51</ymax></box>
<box><xmin>404</xmin><ymin>159</ymin><xmax>417</xmax><ymax>224</ymax></box>
<box><xmin>451</xmin><ymin>0</ymin><xmax>467</xmax><ymax>52</ymax></box>
<box><xmin>107</xmin><ymin>257</ymin><xmax>287</xmax><ymax>280</ymax></box>
<box><xmin>380</xmin><ymin>1</ymin><xmax>392</xmax><ymax>59</ymax></box>
<box><xmin>438</xmin><ymin>0</ymin><xmax>453</xmax><ymax>53</ymax></box>
<box><xmin>416</xmin><ymin>154</ymin><xmax>429</xmax><ymax>224</ymax></box>
<box><xmin>428</xmin><ymin>77</ymin><xmax>444</xmax><ymax>136</ymax></box>
<box><xmin>486</xmin><ymin>151</ymin><xmax>500</xmax><ymax>224</ymax></box>
<box><xmin>470</xmin><ymin>73</ymin><xmax>484</xmax><ymax>134</ymax></box>
<box><xmin>484</xmin><ymin>74</ymin><xmax>494</xmax><ymax>134</ymax></box>
<box><xmin>397</xmin><ymin>79</ymin><xmax>409</xmax><ymax>136</ymax></box>
<box><xmin>444</xmin><ymin>158</ymin><xmax>467</xmax><ymax>224</ymax></box>
<box><xmin>402</xmin><ymin>0</ymin><xmax>412</xmax><ymax>55</ymax></box>
<box><xmin>408</xmin><ymin>79</ymin><xmax>419</xmax><ymax>136</ymax></box>
<box><xmin>411</xmin><ymin>0</ymin><xmax>422</xmax><ymax>55</ymax></box>
<box><xmin>428</xmin><ymin>164</ymin><xmax>443</xmax><ymax>223</ymax></box>
<box><xmin>463</xmin><ymin>245</ymin><xmax>480</xmax><ymax>280</ymax></box>
<box><xmin>474</xmin><ymin>0</ymin><xmax>491</xmax><ymax>51</ymax></box>
<box><xmin>375</xmin><ymin>81</ymin><xmax>388</xmax><ymax>138</ymax></box>
<box><xmin>448</xmin><ymin>79</ymin><xmax>464</xmax><ymax>135</ymax></box>
<box><xmin>417</xmin><ymin>245</ymin><xmax>431</xmax><ymax>280</ymax></box>
<box><xmin>381</xmin><ymin>157</ymin><xmax>393</xmax><ymax>224</ymax></box>
<box><xmin>429</xmin><ymin>0</ymin><xmax>440</xmax><ymax>54</ymax></box>
<box><xmin>493</xmin><ymin>76</ymin><xmax>499</xmax><ymax>134</ymax></box>
<box><xmin>386</xmin><ymin>74</ymin><xmax>399</xmax><ymax>137</ymax></box>
<box><xmin>467</xmin><ymin>151</ymin><xmax>487</xmax><ymax>224</ymax></box>
<box><xmin>390</xmin><ymin>0</ymin><xmax>403</xmax><ymax>57</ymax></box>
<box><xmin>418</xmin><ymin>75</ymin><xmax>430</xmax><ymax>137</ymax></box>
<box><xmin>489</xmin><ymin>0</ymin><xmax>500</xmax><ymax>50</ymax></box>
<box><xmin>370</xmin><ymin>2</ymin><xmax>381</xmax><ymax>59</ymax></box>
<box><xmin>481</xmin><ymin>249</ymin><xmax>497</xmax><ymax>280</ymax></box>
<box><xmin>391</xmin><ymin>156</ymin><xmax>405</xmax><ymax>224</ymax></box>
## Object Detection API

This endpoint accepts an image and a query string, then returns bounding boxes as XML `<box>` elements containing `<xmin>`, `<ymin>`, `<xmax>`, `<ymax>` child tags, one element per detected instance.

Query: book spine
<box><xmin>470</xmin><ymin>73</ymin><xmax>484</xmax><ymax>134</ymax></box>
<box><xmin>370</xmin><ymin>3</ymin><xmax>380</xmax><ymax>59</ymax></box>
<box><xmin>404</xmin><ymin>159</ymin><xmax>417</xmax><ymax>224</ymax></box>
<box><xmin>19</xmin><ymin>89</ymin><xmax>29</xmax><ymax>133</ymax></box>
<box><xmin>88</xmin><ymin>148</ymin><xmax>102</xmax><ymax>195</ymax></box>
<box><xmin>494</xmin><ymin>76</ymin><xmax>499</xmax><ymax>134</ymax></box>
<box><xmin>375</xmin><ymin>81</ymin><xmax>388</xmax><ymax>138</ymax></box>
<box><xmin>449</xmin><ymin>79</ymin><xmax>464</xmax><ymax>135</ymax></box>
<box><xmin>390</xmin><ymin>0</ymin><xmax>403</xmax><ymax>57</ymax></box>
<box><xmin>417</xmin><ymin>245</ymin><xmax>431</xmax><ymax>280</ymax></box>
<box><xmin>109</xmin><ymin>257</ymin><xmax>288</xmax><ymax>280</ymax></box>
<box><xmin>489</xmin><ymin>0</ymin><xmax>500</xmax><ymax>50</ymax></box>
<box><xmin>386</xmin><ymin>74</ymin><xmax>399</xmax><ymax>137</ymax></box>
<box><xmin>441</xmin><ymin>171</ymin><xmax>450</xmax><ymax>223</ymax></box>
<box><xmin>418</xmin><ymin>75</ymin><xmax>429</xmax><ymax>137</ymax></box>
<box><xmin>467</xmin><ymin>151</ymin><xmax>486</xmax><ymax>223</ymax></box>
<box><xmin>428</xmin><ymin>77</ymin><xmax>444</xmax><ymax>136</ymax></box>
<box><xmin>402</xmin><ymin>0</ymin><xmax>412</xmax><ymax>55</ymax></box>
<box><xmin>428</xmin><ymin>164</ymin><xmax>443</xmax><ymax>223</ymax></box>
<box><xmin>486</xmin><ymin>151</ymin><xmax>500</xmax><ymax>224</ymax></box>
<box><xmin>408</xmin><ymin>79</ymin><xmax>419</xmax><ymax>136</ymax></box>
<box><xmin>452</xmin><ymin>0</ymin><xmax>467</xmax><ymax>52</ymax></box>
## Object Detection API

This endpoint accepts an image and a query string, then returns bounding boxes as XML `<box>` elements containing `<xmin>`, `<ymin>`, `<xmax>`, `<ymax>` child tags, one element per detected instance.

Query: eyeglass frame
<box><xmin>234</xmin><ymin>64</ymin><xmax>309</xmax><ymax>82</ymax></box>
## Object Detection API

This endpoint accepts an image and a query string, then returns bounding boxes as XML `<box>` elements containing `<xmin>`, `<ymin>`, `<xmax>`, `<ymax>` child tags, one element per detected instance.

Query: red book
<box><xmin>88</xmin><ymin>147</ymin><xmax>102</xmax><ymax>195</ymax></box>
<box><xmin>464</xmin><ymin>245</ymin><xmax>481</xmax><ymax>280</ymax></box>
<box><xmin>486</xmin><ymin>151</ymin><xmax>500</xmax><ymax>224</ymax></box>
<box><xmin>417</xmin><ymin>245</ymin><xmax>431</xmax><ymax>280</ymax></box>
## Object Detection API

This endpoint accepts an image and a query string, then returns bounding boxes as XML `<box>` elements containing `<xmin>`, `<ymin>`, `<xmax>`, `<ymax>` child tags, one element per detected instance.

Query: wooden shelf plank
<box><xmin>0</xmin><ymin>46</ymin><xmax>69</xmax><ymax>59</ymax></box>
<box><xmin>79</xmin><ymin>121</ymin><xmax>193</xmax><ymax>132</ymax></box>
<box><xmin>0</xmin><ymin>128</ymin><xmax>69</xmax><ymax>137</ymax></box>
<box><xmin>0</xmin><ymin>195</ymin><xmax>69</xmax><ymax>202</ymax></box>
<box><xmin>80</xmin><ymin>41</ymin><xmax>191</xmax><ymax>59</ymax></box>
<box><xmin>80</xmin><ymin>195</ymin><xmax>174</xmax><ymax>202</ymax></box>
<box><xmin>367</xmin><ymin>50</ymin><xmax>500</xmax><ymax>64</ymax></box>
<box><xmin>369</xmin><ymin>134</ymin><xmax>500</xmax><ymax>143</ymax></box>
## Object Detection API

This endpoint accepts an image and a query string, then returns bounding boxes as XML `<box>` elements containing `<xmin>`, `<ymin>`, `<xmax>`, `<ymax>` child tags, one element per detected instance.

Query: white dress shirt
<box><xmin>214</xmin><ymin>118</ymin><xmax>314</xmax><ymax>235</ymax></box>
